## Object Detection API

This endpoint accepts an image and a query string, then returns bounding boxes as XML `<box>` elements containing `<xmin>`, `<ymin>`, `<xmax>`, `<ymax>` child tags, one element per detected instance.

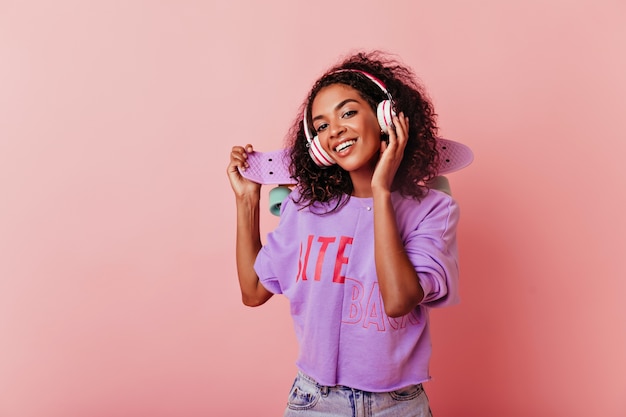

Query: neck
<box><xmin>350</xmin><ymin>170</ymin><xmax>373</xmax><ymax>198</ymax></box>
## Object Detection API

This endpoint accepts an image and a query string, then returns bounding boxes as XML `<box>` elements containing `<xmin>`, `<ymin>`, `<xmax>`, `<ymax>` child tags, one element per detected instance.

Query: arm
<box><xmin>372</xmin><ymin>191</ymin><xmax>424</xmax><ymax>317</ymax></box>
<box><xmin>371</xmin><ymin>113</ymin><xmax>424</xmax><ymax>317</ymax></box>
<box><xmin>227</xmin><ymin>145</ymin><xmax>273</xmax><ymax>307</ymax></box>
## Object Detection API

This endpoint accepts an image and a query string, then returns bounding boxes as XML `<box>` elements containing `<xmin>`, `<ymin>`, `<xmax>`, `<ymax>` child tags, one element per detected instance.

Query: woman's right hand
<box><xmin>227</xmin><ymin>144</ymin><xmax>261</xmax><ymax>199</ymax></box>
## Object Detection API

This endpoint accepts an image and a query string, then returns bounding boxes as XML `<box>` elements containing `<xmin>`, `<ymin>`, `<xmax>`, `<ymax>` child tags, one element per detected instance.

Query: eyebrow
<box><xmin>312</xmin><ymin>98</ymin><xmax>359</xmax><ymax>122</ymax></box>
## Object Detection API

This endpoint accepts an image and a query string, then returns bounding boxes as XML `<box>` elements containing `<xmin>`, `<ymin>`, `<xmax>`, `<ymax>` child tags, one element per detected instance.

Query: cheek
<box><xmin>364</xmin><ymin>109</ymin><xmax>382</xmax><ymax>132</ymax></box>
<box><xmin>317</xmin><ymin>131</ymin><xmax>330</xmax><ymax>148</ymax></box>
<box><xmin>365</xmin><ymin>118</ymin><xmax>383</xmax><ymax>139</ymax></box>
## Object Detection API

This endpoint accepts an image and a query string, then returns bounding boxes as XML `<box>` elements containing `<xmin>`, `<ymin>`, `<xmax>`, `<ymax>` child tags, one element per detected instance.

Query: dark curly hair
<box><xmin>286</xmin><ymin>50</ymin><xmax>440</xmax><ymax>213</ymax></box>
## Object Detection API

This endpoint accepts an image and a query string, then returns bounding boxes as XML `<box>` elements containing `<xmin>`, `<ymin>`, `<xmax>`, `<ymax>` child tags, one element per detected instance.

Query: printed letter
<box><xmin>315</xmin><ymin>236</ymin><xmax>336</xmax><ymax>281</ymax></box>
<box><xmin>333</xmin><ymin>236</ymin><xmax>353</xmax><ymax>283</ymax></box>
<box><xmin>296</xmin><ymin>241</ymin><xmax>304</xmax><ymax>282</ymax></box>
<box><xmin>300</xmin><ymin>235</ymin><xmax>314</xmax><ymax>281</ymax></box>
<box><xmin>362</xmin><ymin>282</ymin><xmax>386</xmax><ymax>332</ymax></box>
<box><xmin>342</xmin><ymin>278</ymin><xmax>364</xmax><ymax>324</ymax></box>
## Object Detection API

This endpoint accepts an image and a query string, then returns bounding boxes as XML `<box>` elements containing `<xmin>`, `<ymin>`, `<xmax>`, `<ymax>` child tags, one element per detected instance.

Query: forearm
<box><xmin>235</xmin><ymin>195</ymin><xmax>272</xmax><ymax>306</ymax></box>
<box><xmin>373</xmin><ymin>191</ymin><xmax>424</xmax><ymax>317</ymax></box>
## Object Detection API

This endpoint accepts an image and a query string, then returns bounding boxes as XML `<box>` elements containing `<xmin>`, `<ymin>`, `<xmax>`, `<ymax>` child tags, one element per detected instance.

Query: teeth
<box><xmin>335</xmin><ymin>140</ymin><xmax>356</xmax><ymax>152</ymax></box>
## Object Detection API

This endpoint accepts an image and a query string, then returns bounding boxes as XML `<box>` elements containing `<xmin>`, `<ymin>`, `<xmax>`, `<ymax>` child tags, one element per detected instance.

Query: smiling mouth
<box><xmin>335</xmin><ymin>140</ymin><xmax>356</xmax><ymax>153</ymax></box>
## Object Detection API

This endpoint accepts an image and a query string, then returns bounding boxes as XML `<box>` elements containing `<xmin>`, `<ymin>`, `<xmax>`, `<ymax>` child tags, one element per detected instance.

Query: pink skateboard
<box><xmin>239</xmin><ymin>138</ymin><xmax>474</xmax><ymax>215</ymax></box>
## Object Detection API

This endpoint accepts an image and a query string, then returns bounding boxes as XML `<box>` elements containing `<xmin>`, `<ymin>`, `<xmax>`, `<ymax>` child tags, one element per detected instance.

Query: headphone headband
<box><xmin>338</xmin><ymin>69</ymin><xmax>392</xmax><ymax>100</ymax></box>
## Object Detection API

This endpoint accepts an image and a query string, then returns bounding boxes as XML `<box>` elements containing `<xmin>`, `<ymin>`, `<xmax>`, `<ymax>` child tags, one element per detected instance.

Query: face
<box><xmin>310</xmin><ymin>84</ymin><xmax>382</xmax><ymax>174</ymax></box>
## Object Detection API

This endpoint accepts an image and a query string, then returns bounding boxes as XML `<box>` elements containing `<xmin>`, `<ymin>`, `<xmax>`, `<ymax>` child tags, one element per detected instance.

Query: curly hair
<box><xmin>286</xmin><ymin>50</ymin><xmax>440</xmax><ymax>213</ymax></box>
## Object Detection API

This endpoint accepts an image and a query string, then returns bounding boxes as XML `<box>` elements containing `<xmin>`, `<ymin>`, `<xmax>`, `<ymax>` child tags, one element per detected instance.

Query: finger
<box><xmin>384</xmin><ymin>121</ymin><xmax>401</xmax><ymax>155</ymax></box>
<box><xmin>379</xmin><ymin>138</ymin><xmax>388</xmax><ymax>154</ymax></box>
<box><xmin>400</xmin><ymin>115</ymin><xmax>409</xmax><ymax>138</ymax></box>
<box><xmin>230</xmin><ymin>147</ymin><xmax>252</xmax><ymax>172</ymax></box>
<box><xmin>231</xmin><ymin>144</ymin><xmax>255</xmax><ymax>156</ymax></box>
<box><xmin>234</xmin><ymin>144</ymin><xmax>256</xmax><ymax>159</ymax></box>
<box><xmin>230</xmin><ymin>149</ymin><xmax>247</xmax><ymax>165</ymax></box>
<box><xmin>393</xmin><ymin>113</ymin><xmax>408</xmax><ymax>136</ymax></box>
<box><xmin>393</xmin><ymin>114</ymin><xmax>409</xmax><ymax>149</ymax></box>
<box><xmin>231</xmin><ymin>145</ymin><xmax>246</xmax><ymax>156</ymax></box>
<box><xmin>227</xmin><ymin>157</ymin><xmax>245</xmax><ymax>176</ymax></box>
<box><xmin>386</xmin><ymin>121</ymin><xmax>398</xmax><ymax>146</ymax></box>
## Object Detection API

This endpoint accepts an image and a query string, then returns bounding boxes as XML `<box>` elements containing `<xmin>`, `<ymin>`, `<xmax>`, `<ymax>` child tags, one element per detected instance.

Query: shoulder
<box><xmin>280</xmin><ymin>186</ymin><xmax>347</xmax><ymax>217</ymax></box>
<box><xmin>392</xmin><ymin>190</ymin><xmax>459</xmax><ymax>232</ymax></box>
<box><xmin>278</xmin><ymin>186</ymin><xmax>303</xmax><ymax>217</ymax></box>
<box><xmin>393</xmin><ymin>189</ymin><xmax>458</xmax><ymax>214</ymax></box>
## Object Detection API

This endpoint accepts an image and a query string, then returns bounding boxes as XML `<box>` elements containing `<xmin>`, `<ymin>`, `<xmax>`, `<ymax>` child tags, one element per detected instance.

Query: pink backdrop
<box><xmin>1</xmin><ymin>1</ymin><xmax>625</xmax><ymax>416</ymax></box>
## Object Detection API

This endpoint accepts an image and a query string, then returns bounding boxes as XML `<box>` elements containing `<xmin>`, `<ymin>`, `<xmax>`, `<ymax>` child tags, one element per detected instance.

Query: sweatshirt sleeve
<box><xmin>402</xmin><ymin>192</ymin><xmax>460</xmax><ymax>308</ymax></box>
<box><xmin>253</xmin><ymin>191</ymin><xmax>299</xmax><ymax>295</ymax></box>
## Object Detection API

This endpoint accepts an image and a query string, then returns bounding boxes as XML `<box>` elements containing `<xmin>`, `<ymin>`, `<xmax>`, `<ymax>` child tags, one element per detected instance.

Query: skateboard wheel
<box><xmin>426</xmin><ymin>176</ymin><xmax>452</xmax><ymax>196</ymax></box>
<box><xmin>269</xmin><ymin>186</ymin><xmax>292</xmax><ymax>216</ymax></box>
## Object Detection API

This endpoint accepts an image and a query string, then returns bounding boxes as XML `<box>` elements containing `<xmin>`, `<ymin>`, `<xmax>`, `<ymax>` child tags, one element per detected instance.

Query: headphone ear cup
<box><xmin>377</xmin><ymin>100</ymin><xmax>396</xmax><ymax>134</ymax></box>
<box><xmin>308</xmin><ymin>136</ymin><xmax>335</xmax><ymax>167</ymax></box>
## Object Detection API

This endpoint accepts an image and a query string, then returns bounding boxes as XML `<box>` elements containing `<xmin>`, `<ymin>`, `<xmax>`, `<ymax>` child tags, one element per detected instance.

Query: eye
<box><xmin>315</xmin><ymin>122</ymin><xmax>329</xmax><ymax>133</ymax></box>
<box><xmin>342</xmin><ymin>110</ymin><xmax>357</xmax><ymax>118</ymax></box>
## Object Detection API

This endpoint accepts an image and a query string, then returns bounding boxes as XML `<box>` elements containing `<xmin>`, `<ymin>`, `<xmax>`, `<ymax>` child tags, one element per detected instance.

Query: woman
<box><xmin>227</xmin><ymin>51</ymin><xmax>460</xmax><ymax>416</ymax></box>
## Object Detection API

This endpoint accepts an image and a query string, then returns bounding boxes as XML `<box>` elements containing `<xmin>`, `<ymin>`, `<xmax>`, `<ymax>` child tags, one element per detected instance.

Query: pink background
<box><xmin>1</xmin><ymin>1</ymin><xmax>625</xmax><ymax>416</ymax></box>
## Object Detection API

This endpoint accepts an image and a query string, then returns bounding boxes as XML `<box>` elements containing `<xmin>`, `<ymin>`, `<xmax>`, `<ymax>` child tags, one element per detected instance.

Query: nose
<box><xmin>328</xmin><ymin>120</ymin><xmax>345</xmax><ymax>139</ymax></box>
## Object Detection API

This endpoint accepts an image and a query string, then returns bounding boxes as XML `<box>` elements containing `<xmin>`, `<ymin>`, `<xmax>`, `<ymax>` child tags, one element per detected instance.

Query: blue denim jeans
<box><xmin>283</xmin><ymin>371</ymin><xmax>433</xmax><ymax>417</ymax></box>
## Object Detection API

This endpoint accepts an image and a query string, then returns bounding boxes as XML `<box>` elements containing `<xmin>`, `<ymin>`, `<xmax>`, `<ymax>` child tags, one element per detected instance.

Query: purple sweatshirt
<box><xmin>254</xmin><ymin>188</ymin><xmax>459</xmax><ymax>392</ymax></box>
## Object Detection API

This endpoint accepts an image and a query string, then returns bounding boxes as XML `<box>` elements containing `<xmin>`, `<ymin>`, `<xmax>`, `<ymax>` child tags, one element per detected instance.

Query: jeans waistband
<box><xmin>296</xmin><ymin>370</ymin><xmax>423</xmax><ymax>393</ymax></box>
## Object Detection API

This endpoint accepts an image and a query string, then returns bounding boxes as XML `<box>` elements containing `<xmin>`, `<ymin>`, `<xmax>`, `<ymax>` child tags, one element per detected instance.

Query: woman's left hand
<box><xmin>371</xmin><ymin>112</ymin><xmax>409</xmax><ymax>193</ymax></box>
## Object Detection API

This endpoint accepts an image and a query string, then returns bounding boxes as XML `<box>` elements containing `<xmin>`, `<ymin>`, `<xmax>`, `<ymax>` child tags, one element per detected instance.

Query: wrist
<box><xmin>371</xmin><ymin>187</ymin><xmax>392</xmax><ymax>201</ymax></box>
<box><xmin>236</xmin><ymin>192</ymin><xmax>261</xmax><ymax>207</ymax></box>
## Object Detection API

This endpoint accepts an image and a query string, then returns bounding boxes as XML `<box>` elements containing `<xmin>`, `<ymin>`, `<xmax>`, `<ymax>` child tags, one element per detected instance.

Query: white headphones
<box><xmin>303</xmin><ymin>69</ymin><xmax>396</xmax><ymax>167</ymax></box>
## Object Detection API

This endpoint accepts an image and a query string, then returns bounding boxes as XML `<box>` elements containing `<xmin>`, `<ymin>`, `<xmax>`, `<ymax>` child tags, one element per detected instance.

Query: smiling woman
<box><xmin>289</xmin><ymin>55</ymin><xmax>440</xmax><ymax>212</ymax></box>
<box><xmin>226</xmin><ymin>51</ymin><xmax>463</xmax><ymax>416</ymax></box>
<box><xmin>2</xmin><ymin>0</ymin><xmax>625</xmax><ymax>415</ymax></box>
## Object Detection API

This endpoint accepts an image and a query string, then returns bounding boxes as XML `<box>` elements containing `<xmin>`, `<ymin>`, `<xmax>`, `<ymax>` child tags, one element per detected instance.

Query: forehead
<box><xmin>311</xmin><ymin>83</ymin><xmax>365</xmax><ymax>113</ymax></box>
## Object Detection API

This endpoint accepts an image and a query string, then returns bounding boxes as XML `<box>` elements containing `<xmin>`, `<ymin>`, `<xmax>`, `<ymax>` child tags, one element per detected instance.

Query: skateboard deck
<box><xmin>239</xmin><ymin>138</ymin><xmax>474</xmax><ymax>185</ymax></box>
